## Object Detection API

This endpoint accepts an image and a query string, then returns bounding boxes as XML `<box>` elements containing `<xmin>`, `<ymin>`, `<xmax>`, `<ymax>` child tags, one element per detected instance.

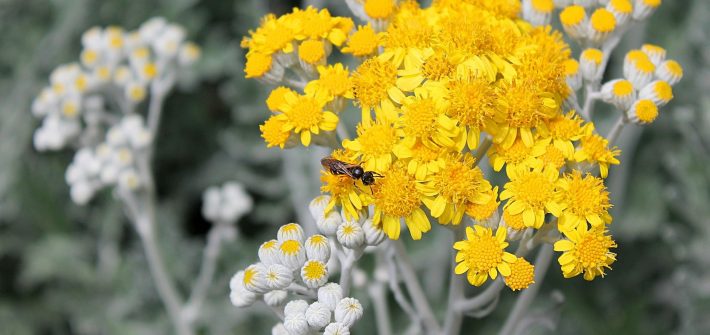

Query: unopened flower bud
<box><xmin>305</xmin><ymin>234</ymin><xmax>331</xmax><ymax>262</ymax></box>
<box><xmin>278</xmin><ymin>223</ymin><xmax>305</xmax><ymax>243</ymax></box>
<box><xmin>306</xmin><ymin>301</ymin><xmax>331</xmax><ymax>329</ymax></box>
<box><xmin>264</xmin><ymin>290</ymin><xmax>288</xmax><ymax>306</ymax></box>
<box><xmin>334</xmin><ymin>297</ymin><xmax>363</xmax><ymax>327</ymax></box>
<box><xmin>318</xmin><ymin>283</ymin><xmax>343</xmax><ymax>310</ymax></box>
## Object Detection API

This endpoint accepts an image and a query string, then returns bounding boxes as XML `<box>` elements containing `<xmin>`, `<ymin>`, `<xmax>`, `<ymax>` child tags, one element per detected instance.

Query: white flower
<box><xmin>305</xmin><ymin>234</ymin><xmax>331</xmax><ymax>262</ymax></box>
<box><xmin>118</xmin><ymin>168</ymin><xmax>141</xmax><ymax>190</ymax></box>
<box><xmin>278</xmin><ymin>239</ymin><xmax>307</xmax><ymax>271</ymax></box>
<box><xmin>600</xmin><ymin>79</ymin><xmax>636</xmax><ymax>111</ymax></box>
<box><xmin>265</xmin><ymin>264</ymin><xmax>294</xmax><ymax>290</ymax></box>
<box><xmin>70</xmin><ymin>182</ymin><xmax>96</xmax><ymax>205</ymax></box>
<box><xmin>242</xmin><ymin>263</ymin><xmax>269</xmax><ymax>294</ymax></box>
<box><xmin>202</xmin><ymin>182</ymin><xmax>253</xmax><ymax>223</ymax></box>
<box><xmin>624</xmin><ymin>50</ymin><xmax>656</xmax><ymax>89</ymax></box>
<box><xmin>323</xmin><ymin>322</ymin><xmax>350</xmax><ymax>335</ymax></box>
<box><xmin>655</xmin><ymin>60</ymin><xmax>683</xmax><ymax>86</ymax></box>
<box><xmin>317</xmin><ymin>211</ymin><xmax>342</xmax><ymax>236</ymax></box>
<box><xmin>264</xmin><ymin>290</ymin><xmax>288</xmax><ymax>307</ymax></box>
<box><xmin>639</xmin><ymin>80</ymin><xmax>673</xmax><ymax>107</ymax></box>
<box><xmin>317</xmin><ymin>283</ymin><xmax>343</xmax><ymax>311</ymax></box>
<box><xmin>334</xmin><ymin>297</ymin><xmax>363</xmax><ymax>327</ymax></box>
<box><xmin>179</xmin><ymin>42</ymin><xmax>201</xmax><ymax>65</ymax></box>
<box><xmin>283</xmin><ymin>313</ymin><xmax>309</xmax><ymax>335</ymax></box>
<box><xmin>258</xmin><ymin>240</ymin><xmax>281</xmax><ymax>266</ymax></box>
<box><xmin>278</xmin><ymin>223</ymin><xmax>305</xmax><ymax>243</ymax></box>
<box><xmin>336</xmin><ymin>221</ymin><xmax>365</xmax><ymax>249</ymax></box>
<box><xmin>229</xmin><ymin>271</ymin><xmax>258</xmax><ymax>307</ymax></box>
<box><xmin>362</xmin><ymin>219</ymin><xmax>386</xmax><ymax>246</ymax></box>
<box><xmin>125</xmin><ymin>81</ymin><xmax>147</xmax><ymax>102</ymax></box>
<box><xmin>284</xmin><ymin>299</ymin><xmax>309</xmax><ymax>316</ymax></box>
<box><xmin>305</xmin><ymin>301</ymin><xmax>331</xmax><ymax>329</ymax></box>
<box><xmin>139</xmin><ymin>17</ymin><xmax>168</xmax><ymax>42</ymax></box>
<box><xmin>301</xmin><ymin>260</ymin><xmax>329</xmax><ymax>289</ymax></box>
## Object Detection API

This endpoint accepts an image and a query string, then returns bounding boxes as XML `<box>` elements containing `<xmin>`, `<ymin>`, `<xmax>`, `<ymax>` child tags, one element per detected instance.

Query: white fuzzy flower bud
<box><xmin>284</xmin><ymin>299</ymin><xmax>309</xmax><ymax>316</ymax></box>
<box><xmin>278</xmin><ymin>239</ymin><xmax>307</xmax><ymax>271</ymax></box>
<box><xmin>305</xmin><ymin>234</ymin><xmax>331</xmax><ymax>262</ymax></box>
<box><xmin>278</xmin><ymin>223</ymin><xmax>305</xmax><ymax>243</ymax></box>
<box><xmin>229</xmin><ymin>271</ymin><xmax>258</xmax><ymax>307</ymax></box>
<box><xmin>220</xmin><ymin>182</ymin><xmax>253</xmax><ymax>222</ymax></box>
<box><xmin>334</xmin><ymin>297</ymin><xmax>363</xmax><ymax>327</ymax></box>
<box><xmin>271</xmin><ymin>323</ymin><xmax>289</xmax><ymax>335</ymax></box>
<box><xmin>580</xmin><ymin>48</ymin><xmax>604</xmax><ymax>81</ymax></box>
<box><xmin>118</xmin><ymin>168</ymin><xmax>141</xmax><ymax>190</ymax></box>
<box><xmin>265</xmin><ymin>264</ymin><xmax>294</xmax><ymax>290</ymax></box>
<box><xmin>264</xmin><ymin>290</ymin><xmax>288</xmax><ymax>307</ymax></box>
<box><xmin>306</xmin><ymin>301</ymin><xmax>331</xmax><ymax>329</ymax></box>
<box><xmin>323</xmin><ymin>322</ymin><xmax>350</xmax><ymax>335</ymax></box>
<box><xmin>71</xmin><ymin>182</ymin><xmax>96</xmax><ymax>205</ymax></box>
<box><xmin>600</xmin><ymin>79</ymin><xmax>636</xmax><ymax>111</ymax></box>
<box><xmin>336</xmin><ymin>221</ymin><xmax>365</xmax><ymax>249</ymax></box>
<box><xmin>242</xmin><ymin>263</ymin><xmax>269</xmax><ymax>294</ymax></box>
<box><xmin>317</xmin><ymin>211</ymin><xmax>342</xmax><ymax>236</ymax></box>
<box><xmin>362</xmin><ymin>219</ymin><xmax>386</xmax><ymax>246</ymax></box>
<box><xmin>309</xmin><ymin>195</ymin><xmax>330</xmax><ymax>220</ymax></box>
<box><xmin>301</xmin><ymin>260</ymin><xmax>329</xmax><ymax>289</ymax></box>
<box><xmin>317</xmin><ymin>283</ymin><xmax>343</xmax><ymax>311</ymax></box>
<box><xmin>284</xmin><ymin>313</ymin><xmax>309</xmax><ymax>335</ymax></box>
<box><xmin>258</xmin><ymin>239</ymin><xmax>281</xmax><ymax>266</ymax></box>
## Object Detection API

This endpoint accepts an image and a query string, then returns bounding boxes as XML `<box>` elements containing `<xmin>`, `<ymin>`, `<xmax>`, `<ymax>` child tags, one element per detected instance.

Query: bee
<box><xmin>320</xmin><ymin>156</ymin><xmax>382</xmax><ymax>186</ymax></box>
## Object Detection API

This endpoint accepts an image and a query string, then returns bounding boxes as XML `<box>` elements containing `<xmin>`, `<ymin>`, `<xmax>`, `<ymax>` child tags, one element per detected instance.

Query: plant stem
<box><xmin>392</xmin><ymin>240</ymin><xmax>441</xmax><ymax>334</ymax></box>
<box><xmin>442</xmin><ymin>225</ymin><xmax>466</xmax><ymax>335</ymax></box>
<box><xmin>498</xmin><ymin>244</ymin><xmax>554</xmax><ymax>335</ymax></box>
<box><xmin>369</xmin><ymin>280</ymin><xmax>393</xmax><ymax>335</ymax></box>
<box><xmin>606</xmin><ymin>115</ymin><xmax>627</xmax><ymax>145</ymax></box>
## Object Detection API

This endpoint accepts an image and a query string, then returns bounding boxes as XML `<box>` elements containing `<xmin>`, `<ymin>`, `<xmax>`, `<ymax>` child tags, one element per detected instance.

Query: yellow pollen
<box><xmin>664</xmin><ymin>60</ymin><xmax>683</xmax><ymax>76</ymax></box>
<box><xmin>654</xmin><ymin>81</ymin><xmax>673</xmax><ymax>101</ymax></box>
<box><xmin>434</xmin><ymin>156</ymin><xmax>483</xmax><ymax>203</ymax></box>
<box><xmin>357</xmin><ymin>122</ymin><xmax>398</xmax><ymax>157</ymax></box>
<box><xmin>563</xmin><ymin>59</ymin><xmax>579</xmax><ymax>76</ymax></box>
<box><xmin>504</xmin><ymin>257</ymin><xmax>535</xmax><ymax>291</ymax></box>
<box><xmin>610</xmin><ymin>0</ymin><xmax>633</xmax><ymax>13</ymax></box>
<box><xmin>581</xmin><ymin>49</ymin><xmax>603</xmax><ymax>65</ymax></box>
<box><xmin>401</xmin><ymin>98</ymin><xmax>439</xmax><ymax>139</ymax></box>
<box><xmin>353</xmin><ymin>58</ymin><xmax>397</xmax><ymax>107</ymax></box>
<box><xmin>515</xmin><ymin>172</ymin><xmax>555</xmax><ymax>209</ymax></box>
<box><xmin>364</xmin><ymin>0</ymin><xmax>395</xmax><ymax>19</ymax></box>
<box><xmin>562</xmin><ymin>172</ymin><xmax>610</xmax><ymax>218</ymax></box>
<box><xmin>540</xmin><ymin>145</ymin><xmax>566</xmax><ymax>169</ymax></box>
<box><xmin>548</xmin><ymin>114</ymin><xmax>583</xmax><ymax>140</ymax></box>
<box><xmin>634</xmin><ymin>100</ymin><xmax>658</xmax><ymax>123</ymax></box>
<box><xmin>590</xmin><ymin>8</ymin><xmax>616</xmax><ymax>33</ymax></box>
<box><xmin>243</xmin><ymin>268</ymin><xmax>256</xmax><ymax>285</ymax></box>
<box><xmin>531</xmin><ymin>0</ymin><xmax>554</xmax><ymax>13</ymax></box>
<box><xmin>298</xmin><ymin>39</ymin><xmax>326</xmax><ymax>64</ymax></box>
<box><xmin>461</xmin><ymin>233</ymin><xmax>504</xmax><ymax>272</ymax></box>
<box><xmin>422</xmin><ymin>54</ymin><xmax>455</xmax><ymax>81</ymax></box>
<box><xmin>245</xmin><ymin>53</ymin><xmax>273</xmax><ymax>78</ymax></box>
<box><xmin>280</xmin><ymin>240</ymin><xmax>301</xmax><ymax>254</ymax></box>
<box><xmin>303</xmin><ymin>261</ymin><xmax>326</xmax><ymax>279</ymax></box>
<box><xmin>373</xmin><ymin>164</ymin><xmax>421</xmax><ymax>217</ymax></box>
<box><xmin>612</xmin><ymin>80</ymin><xmax>633</xmax><ymax>97</ymax></box>
<box><xmin>575</xmin><ymin>234</ymin><xmax>610</xmax><ymax>266</ymax></box>
<box><xmin>560</xmin><ymin>5</ymin><xmax>585</xmax><ymax>26</ymax></box>
<box><xmin>446</xmin><ymin>78</ymin><xmax>495</xmax><ymax>128</ymax></box>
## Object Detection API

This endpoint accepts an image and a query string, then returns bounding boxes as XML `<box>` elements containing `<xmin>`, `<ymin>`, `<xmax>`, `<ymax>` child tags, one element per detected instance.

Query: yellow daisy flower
<box><xmin>554</xmin><ymin>224</ymin><xmax>617</xmax><ymax>281</ymax></box>
<box><xmin>341</xmin><ymin>24</ymin><xmax>382</xmax><ymax>58</ymax></box>
<box><xmin>556</xmin><ymin>170</ymin><xmax>612</xmax><ymax>231</ymax></box>
<box><xmin>538</xmin><ymin>139</ymin><xmax>568</xmax><ymax>170</ymax></box>
<box><xmin>371</xmin><ymin>162</ymin><xmax>431</xmax><ymax>240</ymax></box>
<box><xmin>538</xmin><ymin>111</ymin><xmax>589</xmax><ymax>158</ymax></box>
<box><xmin>465</xmin><ymin>186</ymin><xmax>500</xmax><ymax>222</ymax></box>
<box><xmin>445</xmin><ymin>76</ymin><xmax>498</xmax><ymax>150</ymax></box>
<box><xmin>492</xmin><ymin>80</ymin><xmax>560</xmax><ymax>148</ymax></box>
<box><xmin>500</xmin><ymin>163</ymin><xmax>563</xmax><ymax>229</ymax></box>
<box><xmin>305</xmin><ymin>63</ymin><xmax>354</xmax><ymax>101</ymax></box>
<box><xmin>320</xmin><ymin>150</ymin><xmax>371</xmax><ymax>220</ymax></box>
<box><xmin>396</xmin><ymin>48</ymin><xmax>459</xmax><ymax>91</ymax></box>
<box><xmin>488</xmin><ymin>137</ymin><xmax>547</xmax><ymax>172</ymax></box>
<box><xmin>421</xmin><ymin>154</ymin><xmax>492</xmax><ymax>225</ymax></box>
<box><xmin>574</xmin><ymin>131</ymin><xmax>621</xmax><ymax>178</ymax></box>
<box><xmin>343</xmin><ymin>119</ymin><xmax>399</xmax><ymax>172</ymax></box>
<box><xmin>454</xmin><ymin>225</ymin><xmax>517</xmax><ymax>287</ymax></box>
<box><xmin>275</xmin><ymin>90</ymin><xmax>339</xmax><ymax>146</ymax></box>
<box><xmin>266</xmin><ymin>86</ymin><xmax>296</xmax><ymax>112</ymax></box>
<box><xmin>393</xmin><ymin>140</ymin><xmax>449</xmax><ymax>180</ymax></box>
<box><xmin>396</xmin><ymin>88</ymin><xmax>464</xmax><ymax>151</ymax></box>
<box><xmin>260</xmin><ymin>115</ymin><xmax>293</xmax><ymax>149</ymax></box>
<box><xmin>351</xmin><ymin>55</ymin><xmax>402</xmax><ymax>123</ymax></box>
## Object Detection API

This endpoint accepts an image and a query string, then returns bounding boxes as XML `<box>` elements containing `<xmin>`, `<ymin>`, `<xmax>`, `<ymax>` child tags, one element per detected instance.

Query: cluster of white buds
<box><xmin>202</xmin><ymin>182</ymin><xmax>253</xmax><ymax>224</ymax></box>
<box><xmin>309</xmin><ymin>195</ymin><xmax>387</xmax><ymax>249</ymax></box>
<box><xmin>32</xmin><ymin>18</ymin><xmax>200</xmax><ymax>204</ymax></box>
<box><xmin>64</xmin><ymin>115</ymin><xmax>151</xmax><ymax>204</ymax></box>
<box><xmin>229</xmin><ymin>221</ymin><xmax>365</xmax><ymax>334</ymax></box>
<box><xmin>601</xmin><ymin>44</ymin><xmax>682</xmax><ymax>124</ymax></box>
<box><xmin>32</xmin><ymin>17</ymin><xmax>200</xmax><ymax>152</ymax></box>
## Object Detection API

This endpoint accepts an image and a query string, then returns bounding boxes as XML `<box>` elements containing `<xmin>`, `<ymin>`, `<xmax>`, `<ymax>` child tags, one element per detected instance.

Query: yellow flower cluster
<box><xmin>243</xmin><ymin>0</ymin><xmax>678</xmax><ymax>289</ymax></box>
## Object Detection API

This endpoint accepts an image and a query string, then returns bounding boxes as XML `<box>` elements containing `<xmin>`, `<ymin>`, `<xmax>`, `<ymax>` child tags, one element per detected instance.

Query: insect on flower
<box><xmin>320</xmin><ymin>156</ymin><xmax>382</xmax><ymax>186</ymax></box>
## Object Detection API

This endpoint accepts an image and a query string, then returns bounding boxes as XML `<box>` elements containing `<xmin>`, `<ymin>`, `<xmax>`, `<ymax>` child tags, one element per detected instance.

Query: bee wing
<box><xmin>321</xmin><ymin>157</ymin><xmax>357</xmax><ymax>179</ymax></box>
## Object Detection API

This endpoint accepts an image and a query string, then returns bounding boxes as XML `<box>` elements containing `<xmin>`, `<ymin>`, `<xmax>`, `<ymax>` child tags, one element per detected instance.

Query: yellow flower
<box><xmin>305</xmin><ymin>63</ymin><xmax>354</xmax><ymax>101</ymax></box>
<box><xmin>492</xmin><ymin>80</ymin><xmax>559</xmax><ymax>148</ymax></box>
<box><xmin>574</xmin><ymin>132</ymin><xmax>621</xmax><ymax>178</ymax></box>
<box><xmin>371</xmin><ymin>162</ymin><xmax>431</xmax><ymax>240</ymax></box>
<box><xmin>292</xmin><ymin>7</ymin><xmax>353</xmax><ymax>46</ymax></box>
<box><xmin>500</xmin><ymin>163</ymin><xmax>563</xmax><ymax>229</ymax></box>
<box><xmin>351</xmin><ymin>55</ymin><xmax>401</xmax><ymax>122</ymax></box>
<box><xmin>393</xmin><ymin>140</ymin><xmax>448</xmax><ymax>180</ymax></box>
<box><xmin>396</xmin><ymin>88</ymin><xmax>464</xmax><ymax>150</ymax></box>
<box><xmin>320</xmin><ymin>150</ymin><xmax>371</xmax><ymax>220</ymax></box>
<box><xmin>381</xmin><ymin>8</ymin><xmax>435</xmax><ymax>67</ymax></box>
<box><xmin>538</xmin><ymin>111</ymin><xmax>589</xmax><ymax>158</ymax></box>
<box><xmin>260</xmin><ymin>115</ymin><xmax>292</xmax><ymax>149</ymax></box>
<box><xmin>396</xmin><ymin>48</ymin><xmax>458</xmax><ymax>91</ymax></box>
<box><xmin>556</xmin><ymin>171</ymin><xmax>612</xmax><ymax>231</ymax></box>
<box><xmin>343</xmin><ymin>119</ymin><xmax>399</xmax><ymax>172</ymax></box>
<box><xmin>421</xmin><ymin>154</ymin><xmax>492</xmax><ymax>225</ymax></box>
<box><xmin>341</xmin><ymin>24</ymin><xmax>381</xmax><ymax>58</ymax></box>
<box><xmin>454</xmin><ymin>225</ymin><xmax>517</xmax><ymax>287</ymax></box>
<box><xmin>445</xmin><ymin>76</ymin><xmax>498</xmax><ymax>150</ymax></box>
<box><xmin>465</xmin><ymin>186</ymin><xmax>500</xmax><ymax>222</ymax></box>
<box><xmin>554</xmin><ymin>224</ymin><xmax>617</xmax><ymax>281</ymax></box>
<box><xmin>538</xmin><ymin>140</ymin><xmax>568</xmax><ymax>170</ymax></box>
<box><xmin>488</xmin><ymin>137</ymin><xmax>547</xmax><ymax>172</ymax></box>
<box><xmin>244</xmin><ymin>52</ymin><xmax>273</xmax><ymax>79</ymax></box>
<box><xmin>241</xmin><ymin>14</ymin><xmax>297</xmax><ymax>55</ymax></box>
<box><xmin>298</xmin><ymin>39</ymin><xmax>326</xmax><ymax>65</ymax></box>
<box><xmin>266</xmin><ymin>86</ymin><xmax>296</xmax><ymax>112</ymax></box>
<box><xmin>501</xmin><ymin>208</ymin><xmax>527</xmax><ymax>231</ymax></box>
<box><xmin>363</xmin><ymin>0</ymin><xmax>396</xmax><ymax>20</ymax></box>
<box><xmin>275</xmin><ymin>90</ymin><xmax>339</xmax><ymax>146</ymax></box>
<box><xmin>504</xmin><ymin>257</ymin><xmax>535</xmax><ymax>291</ymax></box>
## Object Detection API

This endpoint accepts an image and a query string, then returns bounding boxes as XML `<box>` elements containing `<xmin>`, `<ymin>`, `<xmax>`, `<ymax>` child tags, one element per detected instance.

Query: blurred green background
<box><xmin>0</xmin><ymin>0</ymin><xmax>708</xmax><ymax>334</ymax></box>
